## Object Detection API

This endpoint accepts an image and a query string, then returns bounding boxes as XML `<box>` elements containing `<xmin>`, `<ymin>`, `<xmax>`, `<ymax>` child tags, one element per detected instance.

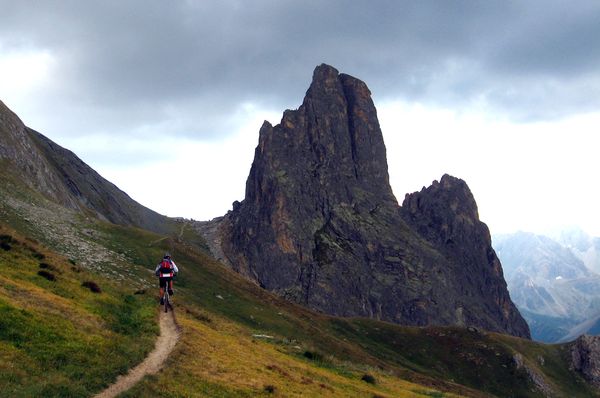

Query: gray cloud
<box><xmin>2</xmin><ymin>0</ymin><xmax>600</xmax><ymax>139</ymax></box>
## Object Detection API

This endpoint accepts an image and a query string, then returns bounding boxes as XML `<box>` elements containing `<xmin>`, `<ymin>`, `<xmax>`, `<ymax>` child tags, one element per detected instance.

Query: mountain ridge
<box><xmin>495</xmin><ymin>230</ymin><xmax>600</xmax><ymax>342</ymax></box>
<box><xmin>210</xmin><ymin>64</ymin><xmax>530</xmax><ymax>339</ymax></box>
<box><xmin>0</xmin><ymin>99</ymin><xmax>170</xmax><ymax>235</ymax></box>
<box><xmin>7</xmin><ymin>71</ymin><xmax>600</xmax><ymax>395</ymax></box>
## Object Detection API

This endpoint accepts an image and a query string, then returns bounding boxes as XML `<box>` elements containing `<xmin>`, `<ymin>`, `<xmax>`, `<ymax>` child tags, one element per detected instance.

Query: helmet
<box><xmin>164</xmin><ymin>252</ymin><xmax>171</xmax><ymax>259</ymax></box>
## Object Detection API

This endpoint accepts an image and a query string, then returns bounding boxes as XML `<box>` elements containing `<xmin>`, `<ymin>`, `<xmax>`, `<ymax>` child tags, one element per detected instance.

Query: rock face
<box><xmin>570</xmin><ymin>335</ymin><xmax>600</xmax><ymax>387</ymax></box>
<box><xmin>217</xmin><ymin>64</ymin><xmax>530</xmax><ymax>338</ymax></box>
<box><xmin>0</xmin><ymin>100</ymin><xmax>169</xmax><ymax>233</ymax></box>
<box><xmin>400</xmin><ymin>176</ymin><xmax>531</xmax><ymax>337</ymax></box>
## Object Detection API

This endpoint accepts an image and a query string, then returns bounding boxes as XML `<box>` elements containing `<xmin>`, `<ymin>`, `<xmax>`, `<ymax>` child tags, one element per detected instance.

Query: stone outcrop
<box><xmin>0</xmin><ymin>100</ymin><xmax>169</xmax><ymax>234</ymax></box>
<box><xmin>513</xmin><ymin>353</ymin><xmax>555</xmax><ymax>397</ymax></box>
<box><xmin>400</xmin><ymin>175</ymin><xmax>530</xmax><ymax>337</ymax></box>
<box><xmin>215</xmin><ymin>64</ymin><xmax>530</xmax><ymax>338</ymax></box>
<box><xmin>570</xmin><ymin>334</ymin><xmax>600</xmax><ymax>387</ymax></box>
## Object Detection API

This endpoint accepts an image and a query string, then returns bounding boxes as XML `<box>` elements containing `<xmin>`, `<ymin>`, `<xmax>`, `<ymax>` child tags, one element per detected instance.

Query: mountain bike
<box><xmin>160</xmin><ymin>274</ymin><xmax>174</xmax><ymax>313</ymax></box>
<box><xmin>163</xmin><ymin>286</ymin><xmax>171</xmax><ymax>313</ymax></box>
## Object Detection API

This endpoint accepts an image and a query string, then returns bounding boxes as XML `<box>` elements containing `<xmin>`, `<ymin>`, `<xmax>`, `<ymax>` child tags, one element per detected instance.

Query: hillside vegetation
<box><xmin>0</xmin><ymin>177</ymin><xmax>598</xmax><ymax>397</ymax></box>
<box><xmin>0</xmin><ymin>224</ymin><xmax>157</xmax><ymax>397</ymax></box>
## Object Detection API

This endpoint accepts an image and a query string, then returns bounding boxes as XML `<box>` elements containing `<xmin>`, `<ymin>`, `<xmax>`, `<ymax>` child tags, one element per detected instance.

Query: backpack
<box><xmin>159</xmin><ymin>259</ymin><xmax>173</xmax><ymax>273</ymax></box>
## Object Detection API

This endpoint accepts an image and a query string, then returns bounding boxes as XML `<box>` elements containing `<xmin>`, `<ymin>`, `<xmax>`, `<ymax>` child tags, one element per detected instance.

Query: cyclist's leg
<box><xmin>159</xmin><ymin>277</ymin><xmax>166</xmax><ymax>304</ymax></box>
<box><xmin>168</xmin><ymin>278</ymin><xmax>174</xmax><ymax>295</ymax></box>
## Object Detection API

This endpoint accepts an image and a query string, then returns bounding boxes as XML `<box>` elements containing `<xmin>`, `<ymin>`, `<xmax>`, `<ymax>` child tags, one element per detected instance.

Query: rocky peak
<box><xmin>217</xmin><ymin>65</ymin><xmax>530</xmax><ymax>339</ymax></box>
<box><xmin>400</xmin><ymin>175</ymin><xmax>530</xmax><ymax>338</ymax></box>
<box><xmin>401</xmin><ymin>174</ymin><xmax>484</xmax><ymax>248</ymax></box>
<box><xmin>243</xmin><ymin>64</ymin><xmax>396</xmax><ymax>230</ymax></box>
<box><xmin>229</xmin><ymin>63</ymin><xmax>398</xmax><ymax>275</ymax></box>
<box><xmin>306</xmin><ymin>63</ymin><xmax>342</xmax><ymax>97</ymax></box>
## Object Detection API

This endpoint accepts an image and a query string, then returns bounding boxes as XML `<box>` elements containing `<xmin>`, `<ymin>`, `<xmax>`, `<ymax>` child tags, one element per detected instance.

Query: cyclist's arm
<box><xmin>171</xmin><ymin>261</ymin><xmax>179</xmax><ymax>274</ymax></box>
<box><xmin>154</xmin><ymin>264</ymin><xmax>161</xmax><ymax>273</ymax></box>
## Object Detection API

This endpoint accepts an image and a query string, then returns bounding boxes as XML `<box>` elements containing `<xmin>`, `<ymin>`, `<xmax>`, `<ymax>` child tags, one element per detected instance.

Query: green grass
<box><xmin>51</xmin><ymin>217</ymin><xmax>600</xmax><ymax>397</ymax></box>
<box><xmin>0</xmin><ymin>225</ymin><xmax>158</xmax><ymax>397</ymax></box>
<box><xmin>494</xmin><ymin>333</ymin><xmax>598</xmax><ymax>397</ymax></box>
<box><xmin>327</xmin><ymin>319</ymin><xmax>535</xmax><ymax>396</ymax></box>
<box><xmin>0</xmin><ymin>174</ymin><xmax>598</xmax><ymax>397</ymax></box>
<box><xmin>122</xmin><ymin>375</ymin><xmax>272</xmax><ymax>398</ymax></box>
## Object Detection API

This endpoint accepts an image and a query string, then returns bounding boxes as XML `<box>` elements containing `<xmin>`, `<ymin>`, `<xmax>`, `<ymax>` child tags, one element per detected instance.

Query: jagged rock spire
<box><xmin>218</xmin><ymin>65</ymin><xmax>530</xmax><ymax>339</ymax></box>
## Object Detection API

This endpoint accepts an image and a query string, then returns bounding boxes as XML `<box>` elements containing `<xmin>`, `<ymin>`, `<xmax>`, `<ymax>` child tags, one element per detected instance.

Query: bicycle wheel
<box><xmin>164</xmin><ymin>292</ymin><xmax>169</xmax><ymax>313</ymax></box>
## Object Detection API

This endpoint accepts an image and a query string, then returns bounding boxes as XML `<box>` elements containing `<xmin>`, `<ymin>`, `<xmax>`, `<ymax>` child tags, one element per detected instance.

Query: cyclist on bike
<box><xmin>155</xmin><ymin>252</ymin><xmax>179</xmax><ymax>305</ymax></box>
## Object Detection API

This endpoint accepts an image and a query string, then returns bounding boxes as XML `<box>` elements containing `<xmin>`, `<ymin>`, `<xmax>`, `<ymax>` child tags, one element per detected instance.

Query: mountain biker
<box><xmin>155</xmin><ymin>253</ymin><xmax>179</xmax><ymax>305</ymax></box>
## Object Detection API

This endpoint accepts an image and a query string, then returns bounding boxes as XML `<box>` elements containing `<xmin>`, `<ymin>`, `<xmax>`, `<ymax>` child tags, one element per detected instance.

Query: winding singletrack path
<box><xmin>94</xmin><ymin>310</ymin><xmax>180</xmax><ymax>398</ymax></box>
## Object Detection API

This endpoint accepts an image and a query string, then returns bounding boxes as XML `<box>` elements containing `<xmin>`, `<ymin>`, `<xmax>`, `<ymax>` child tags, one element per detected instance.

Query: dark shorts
<box><xmin>159</xmin><ymin>277</ymin><xmax>173</xmax><ymax>288</ymax></box>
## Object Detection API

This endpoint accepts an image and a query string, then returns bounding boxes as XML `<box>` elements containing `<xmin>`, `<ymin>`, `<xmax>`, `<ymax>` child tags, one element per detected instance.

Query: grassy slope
<box><xmin>94</xmin><ymin>222</ymin><xmax>459</xmax><ymax>397</ymax></box>
<box><xmin>121</xmin><ymin>233</ymin><xmax>598</xmax><ymax>398</ymax></box>
<box><xmin>0</xmin><ymin>225</ymin><xmax>157</xmax><ymax>397</ymax></box>
<box><xmin>0</xmin><ymin>175</ymin><xmax>598</xmax><ymax>397</ymax></box>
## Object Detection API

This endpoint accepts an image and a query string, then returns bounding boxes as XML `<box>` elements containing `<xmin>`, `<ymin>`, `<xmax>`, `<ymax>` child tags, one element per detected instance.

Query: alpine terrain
<box><xmin>202</xmin><ymin>64</ymin><xmax>530</xmax><ymax>339</ymax></box>
<box><xmin>2</xmin><ymin>66</ymin><xmax>600</xmax><ymax>397</ymax></box>
<box><xmin>495</xmin><ymin>230</ymin><xmax>600</xmax><ymax>343</ymax></box>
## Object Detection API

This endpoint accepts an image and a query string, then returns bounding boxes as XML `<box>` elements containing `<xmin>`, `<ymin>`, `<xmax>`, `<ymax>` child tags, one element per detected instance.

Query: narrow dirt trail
<box><xmin>94</xmin><ymin>310</ymin><xmax>181</xmax><ymax>398</ymax></box>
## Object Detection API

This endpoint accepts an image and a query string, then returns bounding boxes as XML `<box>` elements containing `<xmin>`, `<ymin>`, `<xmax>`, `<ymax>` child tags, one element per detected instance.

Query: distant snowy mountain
<box><xmin>552</xmin><ymin>227</ymin><xmax>600</xmax><ymax>274</ymax></box>
<box><xmin>494</xmin><ymin>230</ymin><xmax>600</xmax><ymax>343</ymax></box>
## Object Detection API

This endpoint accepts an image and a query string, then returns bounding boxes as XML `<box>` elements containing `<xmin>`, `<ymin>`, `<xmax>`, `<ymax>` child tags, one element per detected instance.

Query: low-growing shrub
<box><xmin>82</xmin><ymin>281</ymin><xmax>102</xmax><ymax>293</ymax></box>
<box><xmin>32</xmin><ymin>252</ymin><xmax>45</xmax><ymax>260</ymax></box>
<box><xmin>0</xmin><ymin>234</ymin><xmax>13</xmax><ymax>243</ymax></box>
<box><xmin>37</xmin><ymin>270</ymin><xmax>56</xmax><ymax>281</ymax></box>
<box><xmin>39</xmin><ymin>263</ymin><xmax>59</xmax><ymax>272</ymax></box>
<box><xmin>303</xmin><ymin>350</ymin><xmax>323</xmax><ymax>361</ymax></box>
<box><xmin>361</xmin><ymin>374</ymin><xmax>376</xmax><ymax>384</ymax></box>
<box><xmin>0</xmin><ymin>234</ymin><xmax>12</xmax><ymax>250</ymax></box>
<box><xmin>264</xmin><ymin>385</ymin><xmax>276</xmax><ymax>394</ymax></box>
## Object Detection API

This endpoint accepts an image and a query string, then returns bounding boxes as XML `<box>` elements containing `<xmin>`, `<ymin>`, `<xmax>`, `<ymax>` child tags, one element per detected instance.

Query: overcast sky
<box><xmin>1</xmin><ymin>1</ymin><xmax>599</xmax><ymax>236</ymax></box>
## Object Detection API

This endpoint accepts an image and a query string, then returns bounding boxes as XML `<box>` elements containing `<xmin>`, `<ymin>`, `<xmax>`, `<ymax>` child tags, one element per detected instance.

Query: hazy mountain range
<box><xmin>495</xmin><ymin>229</ymin><xmax>600</xmax><ymax>342</ymax></box>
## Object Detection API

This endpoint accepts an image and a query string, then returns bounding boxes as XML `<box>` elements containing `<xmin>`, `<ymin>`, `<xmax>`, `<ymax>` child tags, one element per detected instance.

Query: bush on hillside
<box><xmin>32</xmin><ymin>251</ymin><xmax>45</xmax><ymax>260</ymax></box>
<box><xmin>361</xmin><ymin>374</ymin><xmax>376</xmax><ymax>384</ymax></box>
<box><xmin>0</xmin><ymin>234</ymin><xmax>13</xmax><ymax>251</ymax></box>
<box><xmin>82</xmin><ymin>281</ymin><xmax>102</xmax><ymax>293</ymax></box>
<box><xmin>37</xmin><ymin>270</ymin><xmax>56</xmax><ymax>281</ymax></box>
<box><xmin>303</xmin><ymin>350</ymin><xmax>323</xmax><ymax>361</ymax></box>
<box><xmin>0</xmin><ymin>234</ymin><xmax>13</xmax><ymax>243</ymax></box>
<box><xmin>264</xmin><ymin>385</ymin><xmax>276</xmax><ymax>394</ymax></box>
<box><xmin>39</xmin><ymin>263</ymin><xmax>60</xmax><ymax>273</ymax></box>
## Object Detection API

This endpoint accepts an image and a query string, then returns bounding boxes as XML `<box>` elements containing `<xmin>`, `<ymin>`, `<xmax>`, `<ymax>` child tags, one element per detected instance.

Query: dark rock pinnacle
<box><xmin>218</xmin><ymin>64</ymin><xmax>530</xmax><ymax>339</ymax></box>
